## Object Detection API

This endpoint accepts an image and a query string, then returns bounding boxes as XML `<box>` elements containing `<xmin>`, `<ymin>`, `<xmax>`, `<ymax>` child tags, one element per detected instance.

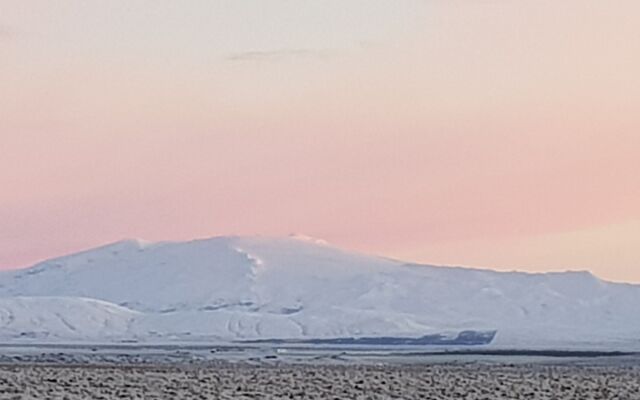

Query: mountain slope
<box><xmin>0</xmin><ymin>297</ymin><xmax>137</xmax><ymax>341</ymax></box>
<box><xmin>0</xmin><ymin>236</ymin><xmax>639</xmax><ymax>347</ymax></box>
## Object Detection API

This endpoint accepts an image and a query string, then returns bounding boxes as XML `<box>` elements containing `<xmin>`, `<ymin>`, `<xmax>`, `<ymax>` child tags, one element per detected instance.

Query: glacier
<box><xmin>0</xmin><ymin>235</ymin><xmax>638</xmax><ymax>348</ymax></box>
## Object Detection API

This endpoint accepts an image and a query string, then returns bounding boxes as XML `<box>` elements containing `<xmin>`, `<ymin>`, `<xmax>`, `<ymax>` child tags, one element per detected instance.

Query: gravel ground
<box><xmin>0</xmin><ymin>362</ymin><xmax>639</xmax><ymax>400</ymax></box>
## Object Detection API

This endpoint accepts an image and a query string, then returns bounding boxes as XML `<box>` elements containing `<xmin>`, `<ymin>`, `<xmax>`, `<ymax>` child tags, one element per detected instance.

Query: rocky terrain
<box><xmin>0</xmin><ymin>362</ymin><xmax>639</xmax><ymax>400</ymax></box>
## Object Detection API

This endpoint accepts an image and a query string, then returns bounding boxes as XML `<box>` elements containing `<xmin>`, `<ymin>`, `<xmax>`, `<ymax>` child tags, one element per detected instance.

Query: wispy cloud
<box><xmin>0</xmin><ymin>24</ymin><xmax>18</xmax><ymax>40</ymax></box>
<box><xmin>0</xmin><ymin>25</ymin><xmax>10</xmax><ymax>38</ymax></box>
<box><xmin>226</xmin><ymin>48</ymin><xmax>333</xmax><ymax>62</ymax></box>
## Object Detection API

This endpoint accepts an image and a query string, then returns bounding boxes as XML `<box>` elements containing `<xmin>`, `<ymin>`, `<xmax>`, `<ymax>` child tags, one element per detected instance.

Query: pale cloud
<box><xmin>226</xmin><ymin>48</ymin><xmax>332</xmax><ymax>62</ymax></box>
<box><xmin>0</xmin><ymin>24</ymin><xmax>24</xmax><ymax>40</ymax></box>
<box><xmin>0</xmin><ymin>24</ymin><xmax>10</xmax><ymax>38</ymax></box>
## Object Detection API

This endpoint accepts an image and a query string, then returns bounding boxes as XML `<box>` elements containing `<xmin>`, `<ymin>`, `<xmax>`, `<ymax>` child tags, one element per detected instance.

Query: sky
<box><xmin>1</xmin><ymin>1</ymin><xmax>639</xmax><ymax>283</ymax></box>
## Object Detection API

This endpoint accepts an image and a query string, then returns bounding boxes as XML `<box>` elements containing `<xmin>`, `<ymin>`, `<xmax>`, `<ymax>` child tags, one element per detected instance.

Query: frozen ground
<box><xmin>1</xmin><ymin>343</ymin><xmax>639</xmax><ymax>399</ymax></box>
<box><xmin>0</xmin><ymin>343</ymin><xmax>638</xmax><ymax>366</ymax></box>
<box><xmin>1</xmin><ymin>361</ymin><xmax>639</xmax><ymax>400</ymax></box>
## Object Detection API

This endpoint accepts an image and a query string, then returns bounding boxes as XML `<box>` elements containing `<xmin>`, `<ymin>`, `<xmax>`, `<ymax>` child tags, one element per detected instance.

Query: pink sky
<box><xmin>1</xmin><ymin>1</ymin><xmax>639</xmax><ymax>282</ymax></box>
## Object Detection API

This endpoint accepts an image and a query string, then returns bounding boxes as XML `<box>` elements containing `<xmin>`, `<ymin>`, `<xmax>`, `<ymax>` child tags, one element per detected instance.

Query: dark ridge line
<box><xmin>395</xmin><ymin>350</ymin><xmax>636</xmax><ymax>358</ymax></box>
<box><xmin>0</xmin><ymin>343</ymin><xmax>635</xmax><ymax>359</ymax></box>
<box><xmin>239</xmin><ymin>331</ymin><xmax>497</xmax><ymax>346</ymax></box>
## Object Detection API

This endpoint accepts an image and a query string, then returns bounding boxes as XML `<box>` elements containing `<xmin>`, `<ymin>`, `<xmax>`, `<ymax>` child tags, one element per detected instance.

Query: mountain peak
<box><xmin>287</xmin><ymin>233</ymin><xmax>330</xmax><ymax>245</ymax></box>
<box><xmin>1</xmin><ymin>235</ymin><xmax>638</xmax><ymax>347</ymax></box>
<box><xmin>107</xmin><ymin>238</ymin><xmax>157</xmax><ymax>249</ymax></box>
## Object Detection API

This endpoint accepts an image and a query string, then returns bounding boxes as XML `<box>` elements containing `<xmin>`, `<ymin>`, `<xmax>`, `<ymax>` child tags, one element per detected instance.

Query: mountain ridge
<box><xmin>18</xmin><ymin>235</ymin><xmax>610</xmax><ymax>282</ymax></box>
<box><xmin>0</xmin><ymin>236</ymin><xmax>638</xmax><ymax>348</ymax></box>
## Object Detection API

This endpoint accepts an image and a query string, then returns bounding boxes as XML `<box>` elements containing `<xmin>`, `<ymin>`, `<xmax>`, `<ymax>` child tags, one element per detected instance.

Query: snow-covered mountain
<box><xmin>0</xmin><ymin>236</ymin><xmax>639</xmax><ymax>348</ymax></box>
